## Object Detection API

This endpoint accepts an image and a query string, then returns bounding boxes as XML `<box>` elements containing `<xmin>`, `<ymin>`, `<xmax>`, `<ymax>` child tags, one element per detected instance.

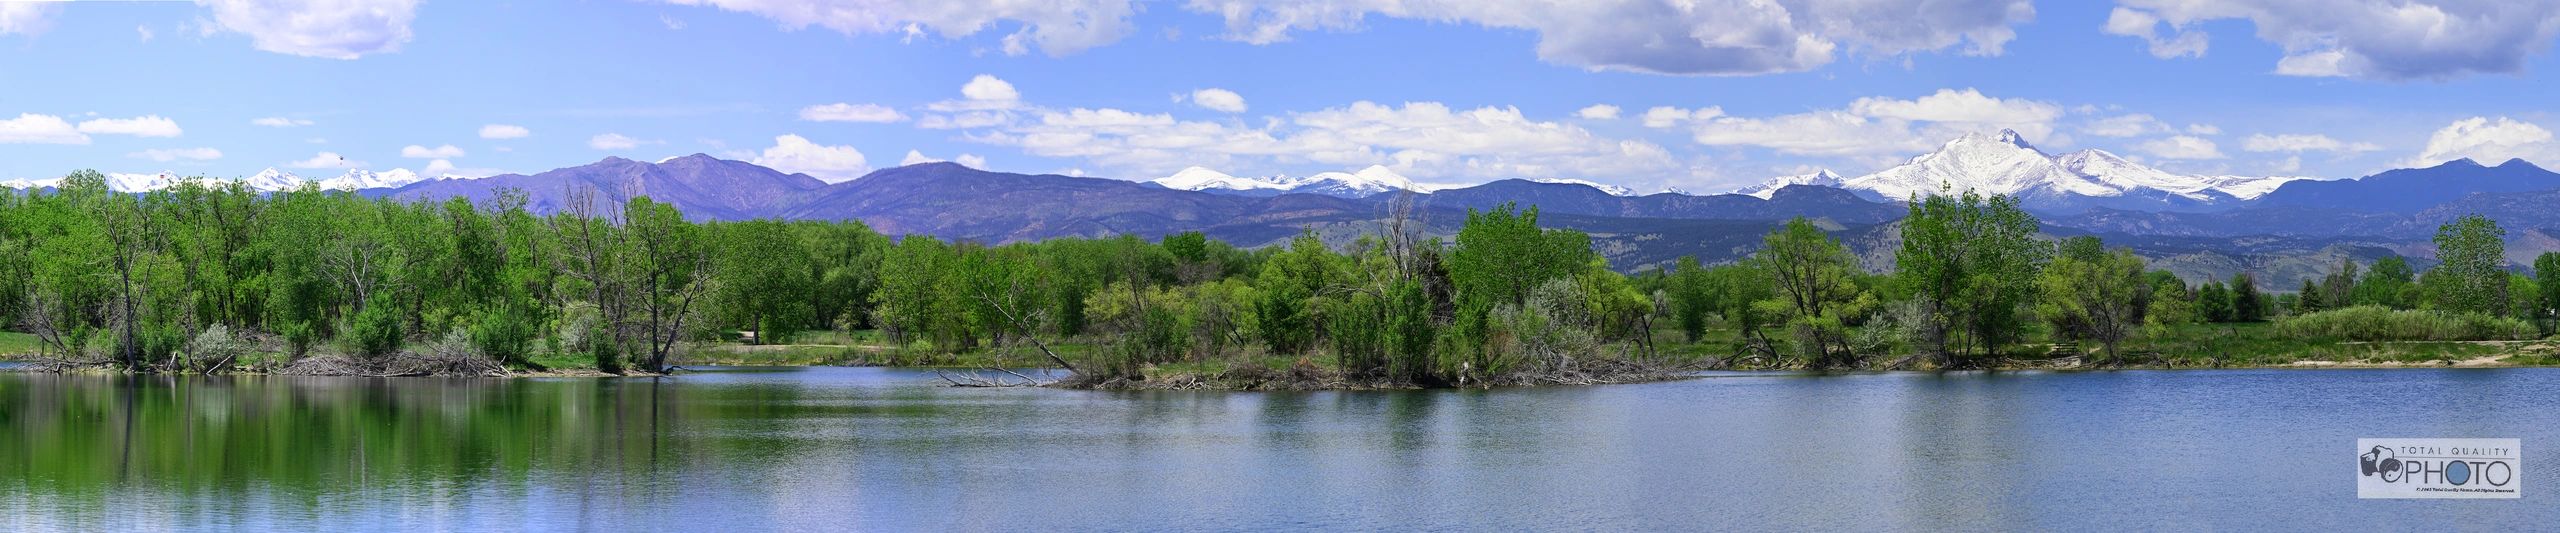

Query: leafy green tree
<box><xmin>2196</xmin><ymin>281</ymin><xmax>2233</xmax><ymax>323</ymax></box>
<box><xmin>2296</xmin><ymin>278</ymin><xmax>2326</xmax><ymax>314</ymax></box>
<box><xmin>1895</xmin><ymin>190</ymin><xmax>2046</xmax><ymax>366</ymax></box>
<box><xmin>2536</xmin><ymin>252</ymin><xmax>2560</xmax><ymax>332</ymax></box>
<box><xmin>2425</xmin><ymin>215</ymin><xmax>2509</xmax><ymax>315</ymax></box>
<box><xmin>713</xmin><ymin>219</ymin><xmax>815</xmax><ymax>344</ymax></box>
<box><xmin>1666</xmin><ymin>256</ymin><xmax>1715</xmax><ymax>342</ymax></box>
<box><xmin>1449</xmin><ymin>203</ymin><xmax>1594</xmax><ymax>312</ymax></box>
<box><xmin>1754</xmin><ymin>218</ymin><xmax>1866</xmax><ymax>367</ymax></box>
<box><xmin>2038</xmin><ymin>244</ymin><xmax>2149</xmax><ymax>364</ymax></box>
<box><xmin>2356</xmin><ymin>255</ymin><xmax>2417</xmax><ymax>309</ymax></box>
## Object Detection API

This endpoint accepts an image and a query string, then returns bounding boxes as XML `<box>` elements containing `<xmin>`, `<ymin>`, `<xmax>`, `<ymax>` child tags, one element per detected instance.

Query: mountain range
<box><xmin>1734</xmin><ymin>130</ymin><xmax>2308</xmax><ymax>213</ymax></box>
<box><xmin>11</xmin><ymin>131</ymin><xmax>2560</xmax><ymax>289</ymax></box>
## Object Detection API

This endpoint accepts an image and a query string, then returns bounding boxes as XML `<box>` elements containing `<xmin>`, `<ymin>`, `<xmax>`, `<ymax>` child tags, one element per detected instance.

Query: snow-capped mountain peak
<box><xmin>244</xmin><ymin>168</ymin><xmax>305</xmax><ymax>191</ymax></box>
<box><xmin>1732</xmin><ymin>131</ymin><xmax>2315</xmax><ymax>210</ymax></box>
<box><xmin>1733</xmin><ymin>169</ymin><xmax>1844</xmax><ymax>199</ymax></box>
<box><xmin>317</xmin><ymin>168</ymin><xmax>427</xmax><ymax>191</ymax></box>
<box><xmin>1152</xmin><ymin>166</ymin><xmax>1289</xmax><ymax>192</ymax></box>
<box><xmin>1297</xmin><ymin>165</ymin><xmax>1428</xmax><ymax>196</ymax></box>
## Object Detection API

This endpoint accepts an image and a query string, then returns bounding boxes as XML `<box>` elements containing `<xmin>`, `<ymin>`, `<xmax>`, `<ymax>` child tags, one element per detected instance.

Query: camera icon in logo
<box><xmin>2361</xmin><ymin>445</ymin><xmax>2403</xmax><ymax>482</ymax></box>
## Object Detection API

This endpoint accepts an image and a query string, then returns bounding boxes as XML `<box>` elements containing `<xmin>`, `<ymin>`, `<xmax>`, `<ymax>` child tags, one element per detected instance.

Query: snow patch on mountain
<box><xmin>1737</xmin><ymin>129</ymin><xmax>2311</xmax><ymax>207</ymax></box>
<box><xmin>1151</xmin><ymin>166</ymin><xmax>1289</xmax><ymax>192</ymax></box>
<box><xmin>1150</xmin><ymin>164</ymin><xmax>1440</xmax><ymax>198</ymax></box>
<box><xmin>1734</xmin><ymin>169</ymin><xmax>1844</xmax><ymax>199</ymax></box>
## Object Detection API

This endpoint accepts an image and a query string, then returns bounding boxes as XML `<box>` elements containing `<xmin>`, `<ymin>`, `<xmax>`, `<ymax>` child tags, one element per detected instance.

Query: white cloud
<box><xmin>137</xmin><ymin>24</ymin><xmax>156</xmax><ymax>43</ymax></box>
<box><xmin>2409</xmin><ymin>116</ymin><xmax>2560</xmax><ymax>166</ymax></box>
<box><xmin>400</xmin><ymin>144</ymin><xmax>465</xmax><ymax>158</ymax></box>
<box><xmin>479</xmin><ymin>124</ymin><xmax>530</xmax><ymax>139</ymax></box>
<box><xmin>1642</xmin><ymin>106</ymin><xmax>1721</xmax><ymax>128</ymax></box>
<box><xmin>1187</xmin><ymin>0</ymin><xmax>2036</xmax><ymax>76</ymax></box>
<box><xmin>1189</xmin><ymin>88</ymin><xmax>1247</xmax><ymax>113</ymax></box>
<box><xmin>2185</xmin><ymin>124</ymin><xmax>2220</xmax><ymax>135</ymax></box>
<box><xmin>1576</xmin><ymin>104</ymin><xmax>1620</xmax><ymax>120</ymax></box>
<box><xmin>2111</xmin><ymin>0</ymin><xmax>2560</xmax><ymax>80</ymax></box>
<box><xmin>961</xmin><ymin>74</ymin><xmax>1019</xmax><ymax>102</ymax></box>
<box><xmin>1693</xmin><ymin>88</ymin><xmax>2061</xmax><ymax>156</ymax></box>
<box><xmin>128</xmin><ymin>147</ymin><xmax>226</xmax><ymax>162</ymax></box>
<box><xmin>899</xmin><ymin>150</ymin><xmax>986</xmax><ymax>168</ymax></box>
<box><xmin>0</xmin><ymin>113</ymin><xmax>88</xmax><ymax>144</ymax></box>
<box><xmin>2241</xmin><ymin>133</ymin><xmax>2381</xmax><ymax>153</ymax></box>
<box><xmin>752</xmin><ymin>134</ymin><xmax>869</xmax><ymax>182</ymax></box>
<box><xmin>128</xmin><ymin>148</ymin><xmax>225</xmax><ymax>162</ymax></box>
<box><xmin>589</xmin><ymin>133</ymin><xmax>655</xmax><ymax>151</ymax></box>
<box><xmin>0</xmin><ymin>2</ymin><xmax>57</xmax><ymax>36</ymax></box>
<box><xmin>77</xmin><ymin>115</ymin><xmax>183</xmax><ymax>137</ymax></box>
<box><xmin>659</xmin><ymin>0</ymin><xmax>1138</xmax><ymax>56</ymax></box>
<box><xmin>2100</xmin><ymin>6</ymin><xmax>2206</xmax><ymax>58</ymax></box>
<box><xmin>2134</xmin><ymin>135</ymin><xmax>2226</xmax><ymax>160</ymax></box>
<box><xmin>1848</xmin><ymin>88</ymin><xmax>2059</xmax><ymax>125</ymax></box>
<box><xmin>2083</xmin><ymin>114</ymin><xmax>2171</xmax><ymax>138</ymax></box>
<box><xmin>251</xmin><ymin>116</ymin><xmax>314</xmax><ymax>127</ymax></box>
<box><xmin>287</xmin><ymin>151</ymin><xmax>364</xmax><ymax>169</ymax></box>
<box><xmin>966</xmin><ymin>100</ymin><xmax>1684</xmax><ymax>182</ymax></box>
<box><xmin>798</xmin><ymin>103</ymin><xmax>907</xmax><ymax>123</ymax></box>
<box><xmin>200</xmin><ymin>0</ymin><xmax>422</xmax><ymax>59</ymax></box>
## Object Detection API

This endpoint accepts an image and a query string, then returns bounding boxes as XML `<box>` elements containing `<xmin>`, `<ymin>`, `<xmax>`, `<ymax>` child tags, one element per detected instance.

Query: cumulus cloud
<box><xmin>200</xmin><ymin>0</ymin><xmax>421</xmax><ymax>59</ymax></box>
<box><xmin>752</xmin><ymin>134</ymin><xmax>869</xmax><ymax>182</ymax></box>
<box><xmin>287</xmin><ymin>151</ymin><xmax>364</xmax><ymax>169</ymax></box>
<box><xmin>964</xmin><ymin>99</ymin><xmax>1685</xmax><ymax>182</ymax></box>
<box><xmin>0</xmin><ymin>2</ymin><xmax>57</xmax><ymax>36</ymax></box>
<box><xmin>0</xmin><ymin>113</ymin><xmax>88</xmax><ymax>144</ymax></box>
<box><xmin>129</xmin><ymin>148</ymin><xmax>225</xmax><ymax>162</ymax></box>
<box><xmin>77</xmin><ymin>115</ymin><xmax>184</xmax><ymax>137</ymax></box>
<box><xmin>798</xmin><ymin>103</ymin><xmax>907</xmax><ymax>123</ymax></box>
<box><xmin>589</xmin><ymin>133</ymin><xmax>656</xmax><ymax>151</ymax></box>
<box><xmin>2100</xmin><ymin>6</ymin><xmax>2206</xmax><ymax>58</ymax></box>
<box><xmin>1189</xmin><ymin>88</ymin><xmax>1247</xmax><ymax>113</ymax></box>
<box><xmin>900</xmin><ymin>150</ymin><xmax>987</xmax><ymax>168</ymax></box>
<box><xmin>251</xmin><ymin>116</ymin><xmax>314</xmax><ymax>127</ymax></box>
<box><xmin>2241</xmin><ymin>133</ymin><xmax>2381</xmax><ymax>153</ymax></box>
<box><xmin>479</xmin><ymin>124</ymin><xmax>530</xmax><ymax>139</ymax></box>
<box><xmin>400</xmin><ymin>144</ymin><xmax>465</xmax><ymax>158</ymax></box>
<box><xmin>2135</xmin><ymin>135</ymin><xmax>2226</xmax><ymax>160</ymax></box>
<box><xmin>2110</xmin><ymin>0</ymin><xmax>2560</xmax><ymax>80</ymax></box>
<box><xmin>961</xmin><ymin>74</ymin><xmax>1019</xmax><ymax>102</ymax></box>
<box><xmin>1693</xmin><ymin>88</ymin><xmax>2061</xmax><ymax>156</ymax></box>
<box><xmin>1642</xmin><ymin>107</ymin><xmax>1721</xmax><ymax>128</ymax></box>
<box><xmin>1576</xmin><ymin>105</ymin><xmax>1620</xmax><ymax>120</ymax></box>
<box><xmin>2409</xmin><ymin>116</ymin><xmax>2560</xmax><ymax>166</ymax></box>
<box><xmin>1187</xmin><ymin>0</ymin><xmax>2036</xmax><ymax>76</ymax></box>
<box><xmin>659</xmin><ymin>0</ymin><xmax>1137</xmax><ymax>56</ymax></box>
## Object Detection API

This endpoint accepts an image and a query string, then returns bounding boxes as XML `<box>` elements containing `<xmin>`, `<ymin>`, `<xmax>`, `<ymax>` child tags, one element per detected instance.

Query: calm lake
<box><xmin>1</xmin><ymin>365</ymin><xmax>2551</xmax><ymax>531</ymax></box>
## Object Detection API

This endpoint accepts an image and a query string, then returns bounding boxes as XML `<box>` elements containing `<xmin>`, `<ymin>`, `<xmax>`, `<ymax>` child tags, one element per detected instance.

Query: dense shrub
<box><xmin>348</xmin><ymin>300</ymin><xmax>404</xmax><ymax>359</ymax></box>
<box><xmin>2273</xmin><ymin>305</ymin><xmax>2536</xmax><ymax>342</ymax></box>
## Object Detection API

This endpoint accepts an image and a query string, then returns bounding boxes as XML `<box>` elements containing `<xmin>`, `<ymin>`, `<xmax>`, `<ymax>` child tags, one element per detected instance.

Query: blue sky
<box><xmin>3</xmin><ymin>0</ymin><xmax>2559</xmax><ymax>193</ymax></box>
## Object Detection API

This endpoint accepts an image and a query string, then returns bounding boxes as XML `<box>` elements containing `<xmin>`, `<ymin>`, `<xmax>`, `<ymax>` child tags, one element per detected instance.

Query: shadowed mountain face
<box><xmin>380</xmin><ymin>154</ymin><xmax>829</xmax><ymax>220</ymax></box>
<box><xmin>2250</xmin><ymin>158</ymin><xmax>2560</xmax><ymax>213</ymax></box>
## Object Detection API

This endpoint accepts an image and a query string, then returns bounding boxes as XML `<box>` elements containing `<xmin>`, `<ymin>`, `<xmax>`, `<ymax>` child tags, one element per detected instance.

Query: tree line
<box><xmin>5</xmin><ymin>171</ymin><xmax>2557</xmax><ymax>380</ymax></box>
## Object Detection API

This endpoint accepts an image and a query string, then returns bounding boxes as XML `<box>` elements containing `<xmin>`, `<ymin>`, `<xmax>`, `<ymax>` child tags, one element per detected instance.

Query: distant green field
<box><xmin>0</xmin><ymin>331</ymin><xmax>42</xmax><ymax>358</ymax></box>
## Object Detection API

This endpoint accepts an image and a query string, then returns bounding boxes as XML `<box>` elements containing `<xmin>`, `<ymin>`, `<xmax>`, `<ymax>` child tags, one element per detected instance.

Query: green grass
<box><xmin>0</xmin><ymin>332</ymin><xmax>42</xmax><ymax>359</ymax></box>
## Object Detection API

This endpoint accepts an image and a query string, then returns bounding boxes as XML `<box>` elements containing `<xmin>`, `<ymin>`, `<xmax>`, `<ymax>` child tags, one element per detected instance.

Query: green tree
<box><xmin>2356</xmin><ymin>255</ymin><xmax>2417</xmax><ymax>309</ymax></box>
<box><xmin>1666</xmin><ymin>256</ymin><xmax>1715</xmax><ymax>342</ymax></box>
<box><xmin>1449</xmin><ymin>203</ymin><xmax>1594</xmax><ymax>312</ymax></box>
<box><xmin>2037</xmin><ymin>244</ymin><xmax>2149</xmax><ymax>364</ymax></box>
<box><xmin>2229</xmin><ymin>273</ymin><xmax>2264</xmax><ymax>322</ymax></box>
<box><xmin>2536</xmin><ymin>252</ymin><xmax>2560</xmax><ymax>332</ymax></box>
<box><xmin>2425</xmin><ymin>215</ymin><xmax>2509</xmax><ymax>315</ymax></box>
<box><xmin>2196</xmin><ymin>281</ymin><xmax>2233</xmax><ymax>323</ymax></box>
<box><xmin>1754</xmin><ymin>218</ymin><xmax>1866</xmax><ymax>367</ymax></box>
<box><xmin>1895</xmin><ymin>190</ymin><xmax>2046</xmax><ymax>366</ymax></box>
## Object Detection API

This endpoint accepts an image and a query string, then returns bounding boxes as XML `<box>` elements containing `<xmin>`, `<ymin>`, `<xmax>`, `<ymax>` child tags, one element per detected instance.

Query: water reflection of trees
<box><xmin>0</xmin><ymin>374</ymin><xmax>694</xmax><ymax>524</ymax></box>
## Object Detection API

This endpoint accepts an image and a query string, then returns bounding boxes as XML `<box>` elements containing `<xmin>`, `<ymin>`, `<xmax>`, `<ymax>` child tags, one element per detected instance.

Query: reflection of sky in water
<box><xmin>1</xmin><ymin>367</ymin><xmax>2555</xmax><ymax>531</ymax></box>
